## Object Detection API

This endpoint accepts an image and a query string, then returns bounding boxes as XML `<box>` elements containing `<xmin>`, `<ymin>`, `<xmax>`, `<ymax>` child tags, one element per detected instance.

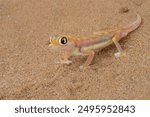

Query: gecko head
<box><xmin>49</xmin><ymin>35</ymin><xmax>68</xmax><ymax>47</ymax></box>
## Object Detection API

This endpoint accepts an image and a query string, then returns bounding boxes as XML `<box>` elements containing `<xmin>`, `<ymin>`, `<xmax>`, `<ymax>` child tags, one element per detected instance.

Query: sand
<box><xmin>0</xmin><ymin>0</ymin><xmax>150</xmax><ymax>100</ymax></box>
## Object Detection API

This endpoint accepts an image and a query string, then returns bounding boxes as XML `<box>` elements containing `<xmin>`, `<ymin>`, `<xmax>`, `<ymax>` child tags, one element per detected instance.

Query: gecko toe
<box><xmin>66</xmin><ymin>60</ymin><xmax>72</xmax><ymax>65</ymax></box>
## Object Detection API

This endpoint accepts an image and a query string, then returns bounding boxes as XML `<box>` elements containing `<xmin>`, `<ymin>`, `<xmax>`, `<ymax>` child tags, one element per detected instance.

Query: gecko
<box><xmin>49</xmin><ymin>14</ymin><xmax>141</xmax><ymax>69</ymax></box>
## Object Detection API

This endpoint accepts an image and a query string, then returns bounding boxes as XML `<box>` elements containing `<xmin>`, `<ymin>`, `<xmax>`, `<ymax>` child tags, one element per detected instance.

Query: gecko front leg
<box><xmin>79</xmin><ymin>50</ymin><xmax>95</xmax><ymax>70</ymax></box>
<box><xmin>56</xmin><ymin>51</ymin><xmax>72</xmax><ymax>65</ymax></box>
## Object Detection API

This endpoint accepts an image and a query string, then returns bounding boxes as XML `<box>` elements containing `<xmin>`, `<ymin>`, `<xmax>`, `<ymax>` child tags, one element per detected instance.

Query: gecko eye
<box><xmin>60</xmin><ymin>37</ymin><xmax>68</xmax><ymax>45</ymax></box>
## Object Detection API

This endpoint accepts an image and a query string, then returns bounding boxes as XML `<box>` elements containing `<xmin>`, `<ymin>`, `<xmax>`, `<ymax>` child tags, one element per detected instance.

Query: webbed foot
<box><xmin>114</xmin><ymin>51</ymin><xmax>126</xmax><ymax>58</ymax></box>
<box><xmin>56</xmin><ymin>60</ymin><xmax>72</xmax><ymax>65</ymax></box>
<box><xmin>79</xmin><ymin>65</ymin><xmax>90</xmax><ymax>70</ymax></box>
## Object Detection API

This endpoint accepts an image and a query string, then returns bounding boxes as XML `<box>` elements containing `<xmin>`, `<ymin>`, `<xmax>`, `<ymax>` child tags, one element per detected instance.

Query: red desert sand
<box><xmin>0</xmin><ymin>0</ymin><xmax>150</xmax><ymax>99</ymax></box>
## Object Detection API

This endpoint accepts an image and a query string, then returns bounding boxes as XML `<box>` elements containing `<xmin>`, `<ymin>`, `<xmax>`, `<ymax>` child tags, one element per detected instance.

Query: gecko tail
<box><xmin>123</xmin><ymin>13</ymin><xmax>142</xmax><ymax>33</ymax></box>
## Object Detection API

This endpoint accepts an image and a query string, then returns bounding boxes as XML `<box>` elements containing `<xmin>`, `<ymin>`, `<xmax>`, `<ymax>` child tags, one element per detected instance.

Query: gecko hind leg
<box><xmin>112</xmin><ymin>33</ymin><xmax>126</xmax><ymax>58</ymax></box>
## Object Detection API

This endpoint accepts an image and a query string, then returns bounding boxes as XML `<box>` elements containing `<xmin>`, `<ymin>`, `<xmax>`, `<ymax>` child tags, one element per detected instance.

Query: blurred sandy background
<box><xmin>0</xmin><ymin>0</ymin><xmax>150</xmax><ymax>99</ymax></box>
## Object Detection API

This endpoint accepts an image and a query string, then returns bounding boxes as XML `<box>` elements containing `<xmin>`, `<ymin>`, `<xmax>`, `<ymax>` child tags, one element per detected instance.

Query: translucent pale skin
<box><xmin>49</xmin><ymin>14</ymin><xmax>141</xmax><ymax>69</ymax></box>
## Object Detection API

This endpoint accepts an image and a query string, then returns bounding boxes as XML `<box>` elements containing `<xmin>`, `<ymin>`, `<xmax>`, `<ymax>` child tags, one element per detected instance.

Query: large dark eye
<box><xmin>60</xmin><ymin>37</ymin><xmax>67</xmax><ymax>45</ymax></box>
